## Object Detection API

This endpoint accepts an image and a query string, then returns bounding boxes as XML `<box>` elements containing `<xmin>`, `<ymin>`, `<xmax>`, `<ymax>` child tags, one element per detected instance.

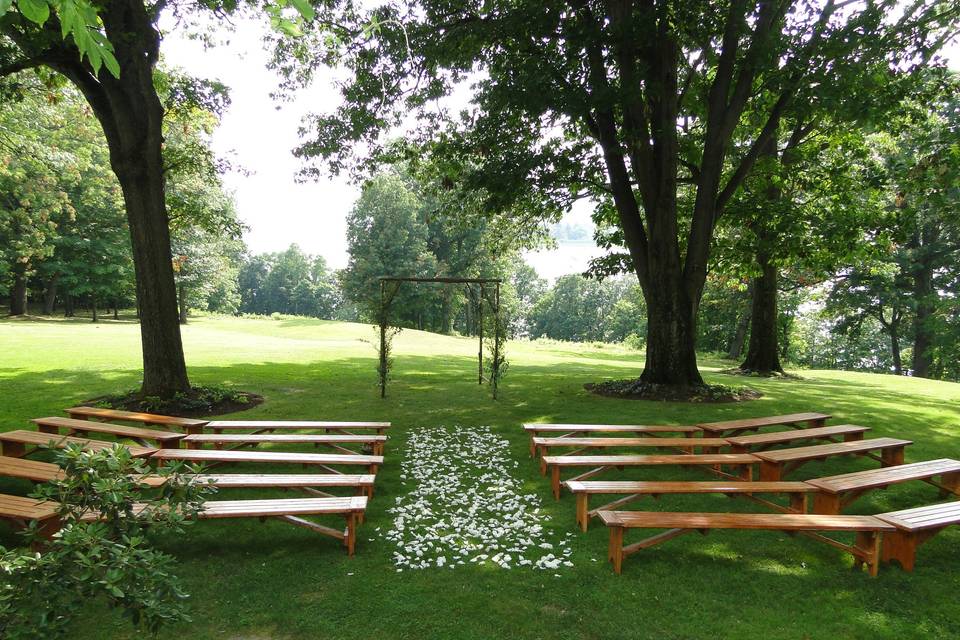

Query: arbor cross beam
<box><xmin>377</xmin><ymin>276</ymin><xmax>504</xmax><ymax>399</ymax></box>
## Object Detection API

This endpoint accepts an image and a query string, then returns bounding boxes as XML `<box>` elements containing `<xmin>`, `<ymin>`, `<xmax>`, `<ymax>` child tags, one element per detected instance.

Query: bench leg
<box><xmin>2</xmin><ymin>442</ymin><xmax>26</xmax><ymax>458</ymax></box>
<box><xmin>551</xmin><ymin>465</ymin><xmax>561</xmax><ymax>500</ymax></box>
<box><xmin>881</xmin><ymin>530</ymin><xmax>917</xmax><ymax>572</ymax></box>
<box><xmin>788</xmin><ymin>493</ymin><xmax>808</xmax><ymax>514</ymax></box>
<box><xmin>576</xmin><ymin>494</ymin><xmax>589</xmax><ymax>532</ymax></box>
<box><xmin>759</xmin><ymin>461</ymin><xmax>782</xmax><ymax>481</ymax></box>
<box><xmin>608</xmin><ymin>526</ymin><xmax>624</xmax><ymax>575</ymax></box>
<box><xmin>539</xmin><ymin>449</ymin><xmax>548</xmax><ymax>476</ymax></box>
<box><xmin>812</xmin><ymin>492</ymin><xmax>842</xmax><ymax>515</ymax></box>
<box><xmin>345</xmin><ymin>513</ymin><xmax>357</xmax><ymax>556</ymax></box>
<box><xmin>843</xmin><ymin>432</ymin><xmax>865</xmax><ymax>443</ymax></box>
<box><xmin>853</xmin><ymin>531</ymin><xmax>882</xmax><ymax>577</ymax></box>
<box><xmin>529</xmin><ymin>436</ymin><xmax>536</xmax><ymax>457</ymax></box>
<box><xmin>881</xmin><ymin>447</ymin><xmax>904</xmax><ymax>467</ymax></box>
<box><xmin>940</xmin><ymin>471</ymin><xmax>960</xmax><ymax>497</ymax></box>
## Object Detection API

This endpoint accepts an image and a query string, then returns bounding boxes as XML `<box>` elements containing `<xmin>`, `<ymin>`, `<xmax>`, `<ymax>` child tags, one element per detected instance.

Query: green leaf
<box><xmin>16</xmin><ymin>0</ymin><xmax>49</xmax><ymax>24</ymax></box>
<box><xmin>100</xmin><ymin>47</ymin><xmax>120</xmax><ymax>78</ymax></box>
<box><xmin>0</xmin><ymin>0</ymin><xmax>13</xmax><ymax>17</ymax></box>
<box><xmin>289</xmin><ymin>0</ymin><xmax>314</xmax><ymax>22</ymax></box>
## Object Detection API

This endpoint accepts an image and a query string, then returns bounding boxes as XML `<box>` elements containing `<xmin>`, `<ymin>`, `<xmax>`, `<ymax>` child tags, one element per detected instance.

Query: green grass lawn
<box><xmin>2</xmin><ymin>313</ymin><xmax>959</xmax><ymax>639</ymax></box>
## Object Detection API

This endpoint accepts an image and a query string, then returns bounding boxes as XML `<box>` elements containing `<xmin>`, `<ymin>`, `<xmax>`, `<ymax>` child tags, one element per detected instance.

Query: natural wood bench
<box><xmin>0</xmin><ymin>430</ymin><xmax>157</xmax><ymax>459</ymax></box>
<box><xmin>533</xmin><ymin>437</ymin><xmax>730</xmax><ymax>474</ymax></box>
<box><xmin>82</xmin><ymin>496</ymin><xmax>369</xmax><ymax>555</ymax></box>
<box><xmin>523</xmin><ymin>423</ymin><xmax>700</xmax><ymax>456</ymax></box>
<box><xmin>0</xmin><ymin>493</ymin><xmax>61</xmax><ymax>540</ymax></box>
<box><xmin>182</xmin><ymin>433</ymin><xmax>387</xmax><ymax>456</ymax></box>
<box><xmin>205</xmin><ymin>420</ymin><xmax>391</xmax><ymax>436</ymax></box>
<box><xmin>542</xmin><ymin>454</ymin><xmax>760</xmax><ymax>499</ymax></box>
<box><xmin>564</xmin><ymin>480</ymin><xmax>814</xmax><ymax>530</ymax></box>
<box><xmin>189</xmin><ymin>474</ymin><xmax>376</xmax><ymax>498</ymax></box>
<box><xmin>807</xmin><ymin>459</ymin><xmax>960</xmax><ymax>514</ymax></box>
<box><xmin>754</xmin><ymin>438</ymin><xmax>912</xmax><ymax>481</ymax></box>
<box><xmin>727</xmin><ymin>424</ymin><xmax>870</xmax><ymax>453</ymax></box>
<box><xmin>151</xmin><ymin>449</ymin><xmax>383</xmax><ymax>475</ymax></box>
<box><xmin>33</xmin><ymin>416</ymin><xmax>186</xmax><ymax>448</ymax></box>
<box><xmin>877</xmin><ymin>501</ymin><xmax>960</xmax><ymax>571</ymax></box>
<box><xmin>598</xmin><ymin>510</ymin><xmax>894</xmax><ymax>575</ymax></box>
<box><xmin>65</xmin><ymin>406</ymin><xmax>209</xmax><ymax>434</ymax></box>
<box><xmin>697</xmin><ymin>412</ymin><xmax>831</xmax><ymax>437</ymax></box>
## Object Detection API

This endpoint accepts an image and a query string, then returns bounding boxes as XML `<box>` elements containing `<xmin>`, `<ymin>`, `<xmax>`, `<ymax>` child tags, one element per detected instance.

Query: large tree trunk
<box><xmin>911</xmin><ymin>262</ymin><xmax>934</xmax><ymax>378</ymax></box>
<box><xmin>64</xmin><ymin>295</ymin><xmax>75</xmax><ymax>318</ymax></box>
<box><xmin>48</xmin><ymin>0</ymin><xmax>190</xmax><ymax>396</ymax></box>
<box><xmin>43</xmin><ymin>275</ymin><xmax>59</xmax><ymax>315</ymax></box>
<box><xmin>640</xmin><ymin>277</ymin><xmax>704</xmax><ymax>386</ymax></box>
<box><xmin>740</xmin><ymin>255</ymin><xmax>783</xmax><ymax>374</ymax></box>
<box><xmin>726</xmin><ymin>283</ymin><xmax>752</xmax><ymax>360</ymax></box>
<box><xmin>91</xmin><ymin>297</ymin><xmax>98</xmax><ymax>323</ymax></box>
<box><xmin>9</xmin><ymin>264</ymin><xmax>27</xmax><ymax>315</ymax></box>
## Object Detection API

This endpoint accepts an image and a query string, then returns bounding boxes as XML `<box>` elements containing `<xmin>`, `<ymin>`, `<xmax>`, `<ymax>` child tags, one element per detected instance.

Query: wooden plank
<box><xmin>198</xmin><ymin>496</ymin><xmax>367</xmax><ymax>518</ymax></box>
<box><xmin>753</xmin><ymin>438</ymin><xmax>912</xmax><ymax>463</ymax></box>
<box><xmin>807</xmin><ymin>459</ymin><xmax>960</xmax><ymax>493</ymax></box>
<box><xmin>205</xmin><ymin>420</ymin><xmax>390</xmax><ymax>431</ymax></box>
<box><xmin>65</xmin><ymin>406</ymin><xmax>208</xmax><ymax>430</ymax></box>
<box><xmin>0</xmin><ymin>430</ymin><xmax>157</xmax><ymax>458</ymax></box>
<box><xmin>697</xmin><ymin>412</ymin><xmax>831</xmax><ymax>434</ymax></box>
<box><xmin>564</xmin><ymin>480</ymin><xmax>812</xmax><ymax>494</ymax></box>
<box><xmin>523</xmin><ymin>423</ymin><xmax>700</xmax><ymax>434</ymax></box>
<box><xmin>596</xmin><ymin>510</ymin><xmax>893</xmax><ymax>532</ymax></box>
<box><xmin>877</xmin><ymin>501</ymin><xmax>960</xmax><ymax>531</ymax></box>
<box><xmin>543</xmin><ymin>454</ymin><xmax>759</xmax><ymax>466</ymax></box>
<box><xmin>726</xmin><ymin>424</ymin><xmax>869</xmax><ymax>448</ymax></box>
<box><xmin>32</xmin><ymin>416</ymin><xmax>186</xmax><ymax>446</ymax></box>
<box><xmin>189</xmin><ymin>474</ymin><xmax>375</xmax><ymax>488</ymax></box>
<box><xmin>0</xmin><ymin>494</ymin><xmax>60</xmax><ymax>520</ymax></box>
<box><xmin>151</xmin><ymin>449</ymin><xmax>382</xmax><ymax>467</ymax></box>
<box><xmin>183</xmin><ymin>434</ymin><xmax>387</xmax><ymax>444</ymax></box>
<box><xmin>534</xmin><ymin>437</ymin><xmax>728</xmax><ymax>448</ymax></box>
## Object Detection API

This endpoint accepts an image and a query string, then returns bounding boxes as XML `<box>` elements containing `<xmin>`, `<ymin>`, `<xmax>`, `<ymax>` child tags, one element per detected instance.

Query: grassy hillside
<box><xmin>1</xmin><ymin>314</ymin><xmax>959</xmax><ymax>639</ymax></box>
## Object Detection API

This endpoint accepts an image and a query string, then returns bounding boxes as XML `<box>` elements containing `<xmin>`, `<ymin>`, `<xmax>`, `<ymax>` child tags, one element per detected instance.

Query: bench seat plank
<box><xmin>0</xmin><ymin>430</ymin><xmax>157</xmax><ymax>458</ymax></box>
<box><xmin>543</xmin><ymin>454</ymin><xmax>760</xmax><ymax>499</ymax></box>
<box><xmin>33</xmin><ymin>416</ymin><xmax>186</xmax><ymax>447</ymax></box>
<box><xmin>726</xmin><ymin>425</ymin><xmax>869</xmax><ymax>451</ymax></box>
<box><xmin>564</xmin><ymin>480</ymin><xmax>814</xmax><ymax>530</ymax></box>
<box><xmin>151</xmin><ymin>448</ymin><xmax>383</xmax><ymax>473</ymax></box>
<box><xmin>205</xmin><ymin>420</ymin><xmax>390</xmax><ymax>435</ymax></box>
<box><xmin>182</xmin><ymin>433</ymin><xmax>388</xmax><ymax>455</ymax></box>
<box><xmin>534</xmin><ymin>437</ymin><xmax>728</xmax><ymax>448</ymax></box>
<box><xmin>807</xmin><ymin>459</ymin><xmax>960</xmax><ymax>494</ymax></box>
<box><xmin>697</xmin><ymin>412</ymin><xmax>831</xmax><ymax>436</ymax></box>
<box><xmin>190</xmin><ymin>474</ymin><xmax>375</xmax><ymax>488</ymax></box>
<box><xmin>198</xmin><ymin>496</ymin><xmax>367</xmax><ymax>517</ymax></box>
<box><xmin>598</xmin><ymin>509</ymin><xmax>892</xmax><ymax>575</ymax></box>
<box><xmin>754</xmin><ymin>438</ymin><xmax>912</xmax><ymax>481</ymax></box>
<box><xmin>0</xmin><ymin>494</ymin><xmax>59</xmax><ymax>520</ymax></box>
<box><xmin>523</xmin><ymin>424</ymin><xmax>700</xmax><ymax>456</ymax></box>
<box><xmin>66</xmin><ymin>406</ymin><xmax>208</xmax><ymax>433</ymax></box>
<box><xmin>0</xmin><ymin>456</ymin><xmax>66</xmax><ymax>482</ymax></box>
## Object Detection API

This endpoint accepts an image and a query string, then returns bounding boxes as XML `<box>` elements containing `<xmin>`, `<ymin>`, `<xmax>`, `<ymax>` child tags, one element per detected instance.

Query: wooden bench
<box><xmin>754</xmin><ymin>438</ymin><xmax>912</xmax><ymax>481</ymax></box>
<box><xmin>83</xmin><ymin>496</ymin><xmax>368</xmax><ymax>555</ymax></box>
<box><xmin>598</xmin><ymin>510</ymin><xmax>894</xmax><ymax>576</ymax></box>
<box><xmin>0</xmin><ymin>493</ymin><xmax>61</xmax><ymax>540</ymax></box>
<box><xmin>542</xmin><ymin>454</ymin><xmax>760</xmax><ymax>499</ymax></box>
<box><xmin>0</xmin><ymin>430</ymin><xmax>157</xmax><ymax>459</ymax></box>
<box><xmin>727</xmin><ymin>424</ymin><xmax>869</xmax><ymax>453</ymax></box>
<box><xmin>32</xmin><ymin>416</ymin><xmax>186</xmax><ymax>448</ymax></box>
<box><xmin>807</xmin><ymin>459</ymin><xmax>960</xmax><ymax>514</ymax></box>
<box><xmin>151</xmin><ymin>449</ymin><xmax>383</xmax><ymax>475</ymax></box>
<box><xmin>697</xmin><ymin>412</ymin><xmax>831</xmax><ymax>437</ymax></box>
<box><xmin>523</xmin><ymin>423</ymin><xmax>700</xmax><ymax>456</ymax></box>
<box><xmin>189</xmin><ymin>474</ymin><xmax>376</xmax><ymax>498</ymax></box>
<box><xmin>182</xmin><ymin>433</ymin><xmax>387</xmax><ymax>456</ymax></box>
<box><xmin>205</xmin><ymin>420</ymin><xmax>391</xmax><ymax>436</ymax></box>
<box><xmin>65</xmin><ymin>406</ymin><xmax>208</xmax><ymax>434</ymax></box>
<box><xmin>532</xmin><ymin>437</ymin><xmax>730</xmax><ymax>474</ymax></box>
<box><xmin>564</xmin><ymin>480</ymin><xmax>814</xmax><ymax>531</ymax></box>
<box><xmin>877</xmin><ymin>501</ymin><xmax>960</xmax><ymax>571</ymax></box>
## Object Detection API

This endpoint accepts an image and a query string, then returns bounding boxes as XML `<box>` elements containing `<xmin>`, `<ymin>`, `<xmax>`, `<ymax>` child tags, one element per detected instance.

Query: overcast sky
<box><xmin>160</xmin><ymin>18</ymin><xmax>959</xmax><ymax>280</ymax></box>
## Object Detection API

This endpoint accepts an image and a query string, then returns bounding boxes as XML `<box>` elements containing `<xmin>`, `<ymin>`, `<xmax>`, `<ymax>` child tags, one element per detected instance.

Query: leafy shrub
<box><xmin>0</xmin><ymin>444</ymin><xmax>214</xmax><ymax>638</ymax></box>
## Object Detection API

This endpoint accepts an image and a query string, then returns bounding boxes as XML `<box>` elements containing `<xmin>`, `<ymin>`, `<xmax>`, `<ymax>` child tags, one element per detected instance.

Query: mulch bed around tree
<box><xmin>584</xmin><ymin>379</ymin><xmax>762</xmax><ymax>403</ymax></box>
<box><xmin>85</xmin><ymin>386</ymin><xmax>264</xmax><ymax>418</ymax></box>
<box><xmin>718</xmin><ymin>367</ymin><xmax>803</xmax><ymax>380</ymax></box>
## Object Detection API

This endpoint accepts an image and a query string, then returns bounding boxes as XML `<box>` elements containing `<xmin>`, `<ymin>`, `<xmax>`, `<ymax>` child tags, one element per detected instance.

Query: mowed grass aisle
<box><xmin>2</xmin><ymin>314</ymin><xmax>960</xmax><ymax>639</ymax></box>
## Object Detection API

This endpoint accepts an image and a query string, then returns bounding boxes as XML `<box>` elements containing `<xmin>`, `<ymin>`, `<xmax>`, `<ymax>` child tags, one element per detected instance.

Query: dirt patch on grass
<box><xmin>85</xmin><ymin>385</ymin><xmax>264</xmax><ymax>418</ymax></box>
<box><xmin>584</xmin><ymin>379</ymin><xmax>762</xmax><ymax>402</ymax></box>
